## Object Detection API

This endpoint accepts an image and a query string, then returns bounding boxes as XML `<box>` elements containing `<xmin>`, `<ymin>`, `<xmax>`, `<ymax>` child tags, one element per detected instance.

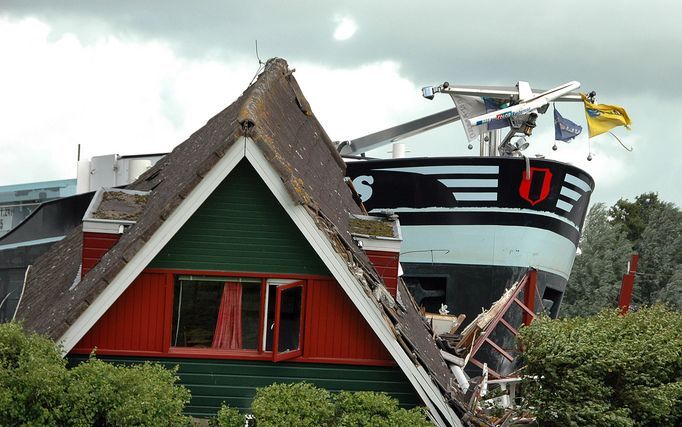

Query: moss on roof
<box><xmin>349</xmin><ymin>218</ymin><xmax>395</xmax><ymax>238</ymax></box>
<box><xmin>92</xmin><ymin>191</ymin><xmax>148</xmax><ymax>221</ymax></box>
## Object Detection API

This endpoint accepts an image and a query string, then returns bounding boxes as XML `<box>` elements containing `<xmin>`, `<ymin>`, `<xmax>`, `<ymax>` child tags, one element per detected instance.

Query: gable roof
<box><xmin>15</xmin><ymin>58</ymin><xmax>464</xmax><ymax>426</ymax></box>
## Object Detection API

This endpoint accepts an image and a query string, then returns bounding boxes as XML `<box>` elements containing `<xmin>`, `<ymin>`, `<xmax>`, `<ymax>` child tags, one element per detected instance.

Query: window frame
<box><xmin>272</xmin><ymin>281</ymin><xmax>305</xmax><ymax>362</ymax></box>
<box><xmin>169</xmin><ymin>273</ymin><xmax>306</xmax><ymax>362</ymax></box>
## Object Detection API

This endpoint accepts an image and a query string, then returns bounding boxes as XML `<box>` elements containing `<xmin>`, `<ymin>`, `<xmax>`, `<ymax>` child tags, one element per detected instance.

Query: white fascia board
<box><xmin>244</xmin><ymin>139</ymin><xmax>462</xmax><ymax>427</ymax></box>
<box><xmin>356</xmin><ymin>238</ymin><xmax>401</xmax><ymax>253</ymax></box>
<box><xmin>82</xmin><ymin>221</ymin><xmax>126</xmax><ymax>234</ymax></box>
<box><xmin>59</xmin><ymin>139</ymin><xmax>248</xmax><ymax>354</ymax></box>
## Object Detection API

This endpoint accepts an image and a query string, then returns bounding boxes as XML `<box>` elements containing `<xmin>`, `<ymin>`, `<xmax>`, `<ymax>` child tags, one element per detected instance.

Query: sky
<box><xmin>1</xmin><ymin>1</ymin><xmax>680</xmax><ymax>207</ymax></box>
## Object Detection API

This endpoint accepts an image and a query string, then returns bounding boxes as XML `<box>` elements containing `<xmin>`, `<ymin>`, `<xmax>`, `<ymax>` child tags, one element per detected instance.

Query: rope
<box><xmin>609</xmin><ymin>131</ymin><xmax>633</xmax><ymax>151</ymax></box>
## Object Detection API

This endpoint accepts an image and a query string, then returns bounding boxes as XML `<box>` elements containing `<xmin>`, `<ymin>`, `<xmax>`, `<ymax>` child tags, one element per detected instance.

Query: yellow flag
<box><xmin>581</xmin><ymin>93</ymin><xmax>632</xmax><ymax>138</ymax></box>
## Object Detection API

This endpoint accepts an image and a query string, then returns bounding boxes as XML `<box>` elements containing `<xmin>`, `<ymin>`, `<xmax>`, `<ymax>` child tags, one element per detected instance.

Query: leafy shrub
<box><xmin>0</xmin><ymin>323</ymin><xmax>191</xmax><ymax>426</ymax></box>
<box><xmin>64</xmin><ymin>356</ymin><xmax>117</xmax><ymax>426</ymax></box>
<box><xmin>0</xmin><ymin>322</ymin><xmax>67</xmax><ymax>426</ymax></box>
<box><xmin>334</xmin><ymin>391</ymin><xmax>431</xmax><ymax>427</ymax></box>
<box><xmin>249</xmin><ymin>383</ymin><xmax>431</xmax><ymax>427</ymax></box>
<box><xmin>335</xmin><ymin>391</ymin><xmax>396</xmax><ymax>427</ymax></box>
<box><xmin>386</xmin><ymin>406</ymin><xmax>434</xmax><ymax>427</ymax></box>
<box><xmin>519</xmin><ymin>306</ymin><xmax>682</xmax><ymax>426</ymax></box>
<box><xmin>212</xmin><ymin>403</ymin><xmax>244</xmax><ymax>427</ymax></box>
<box><xmin>66</xmin><ymin>357</ymin><xmax>191</xmax><ymax>427</ymax></box>
<box><xmin>251</xmin><ymin>382</ymin><xmax>335</xmax><ymax>427</ymax></box>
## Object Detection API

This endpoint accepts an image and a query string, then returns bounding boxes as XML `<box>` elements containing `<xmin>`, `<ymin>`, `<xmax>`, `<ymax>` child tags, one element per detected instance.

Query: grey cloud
<box><xmin>4</xmin><ymin>0</ymin><xmax>680</xmax><ymax>97</ymax></box>
<box><xmin>3</xmin><ymin>0</ymin><xmax>681</xmax><ymax>206</ymax></box>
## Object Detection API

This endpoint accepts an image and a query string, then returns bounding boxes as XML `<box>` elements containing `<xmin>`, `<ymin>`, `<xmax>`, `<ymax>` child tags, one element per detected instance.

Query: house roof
<box><xmin>15</xmin><ymin>58</ymin><xmax>464</xmax><ymax>426</ymax></box>
<box><xmin>16</xmin><ymin>58</ymin><xmax>361</xmax><ymax>337</ymax></box>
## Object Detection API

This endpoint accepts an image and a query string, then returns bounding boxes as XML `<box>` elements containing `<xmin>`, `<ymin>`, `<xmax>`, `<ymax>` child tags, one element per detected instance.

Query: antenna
<box><xmin>255</xmin><ymin>40</ymin><xmax>264</xmax><ymax>66</ymax></box>
<box><xmin>249</xmin><ymin>40</ymin><xmax>266</xmax><ymax>85</ymax></box>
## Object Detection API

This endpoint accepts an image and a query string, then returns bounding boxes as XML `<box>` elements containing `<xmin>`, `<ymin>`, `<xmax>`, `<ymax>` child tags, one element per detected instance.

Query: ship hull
<box><xmin>346</xmin><ymin>156</ymin><xmax>594</xmax><ymax>320</ymax></box>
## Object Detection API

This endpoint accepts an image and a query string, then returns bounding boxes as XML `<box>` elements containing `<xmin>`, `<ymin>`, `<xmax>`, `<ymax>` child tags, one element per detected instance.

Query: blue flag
<box><xmin>483</xmin><ymin>97</ymin><xmax>511</xmax><ymax>131</ymax></box>
<box><xmin>554</xmin><ymin>105</ymin><xmax>582</xmax><ymax>142</ymax></box>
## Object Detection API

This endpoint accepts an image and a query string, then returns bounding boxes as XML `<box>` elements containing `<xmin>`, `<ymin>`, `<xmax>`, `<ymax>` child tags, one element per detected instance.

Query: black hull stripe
<box><xmin>396</xmin><ymin>211</ymin><xmax>580</xmax><ymax>244</ymax></box>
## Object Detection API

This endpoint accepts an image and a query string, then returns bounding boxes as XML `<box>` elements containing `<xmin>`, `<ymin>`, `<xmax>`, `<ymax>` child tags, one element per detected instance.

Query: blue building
<box><xmin>0</xmin><ymin>179</ymin><xmax>76</xmax><ymax>237</ymax></box>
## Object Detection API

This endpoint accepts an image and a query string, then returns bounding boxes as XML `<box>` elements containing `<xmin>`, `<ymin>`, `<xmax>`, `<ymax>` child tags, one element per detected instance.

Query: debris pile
<box><xmin>425</xmin><ymin>273</ymin><xmax>540</xmax><ymax>425</ymax></box>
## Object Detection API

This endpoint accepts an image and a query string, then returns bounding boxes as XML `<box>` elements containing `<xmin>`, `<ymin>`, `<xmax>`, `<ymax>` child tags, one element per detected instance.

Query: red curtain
<box><xmin>212</xmin><ymin>282</ymin><xmax>243</xmax><ymax>349</ymax></box>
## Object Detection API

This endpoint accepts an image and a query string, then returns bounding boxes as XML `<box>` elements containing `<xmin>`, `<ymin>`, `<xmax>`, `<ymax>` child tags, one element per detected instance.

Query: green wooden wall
<box><xmin>68</xmin><ymin>355</ymin><xmax>420</xmax><ymax>417</ymax></box>
<box><xmin>149</xmin><ymin>160</ymin><xmax>330</xmax><ymax>276</ymax></box>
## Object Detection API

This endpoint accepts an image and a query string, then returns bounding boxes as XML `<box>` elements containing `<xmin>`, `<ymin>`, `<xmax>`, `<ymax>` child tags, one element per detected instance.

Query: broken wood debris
<box><xmin>419</xmin><ymin>271</ymin><xmax>540</xmax><ymax>426</ymax></box>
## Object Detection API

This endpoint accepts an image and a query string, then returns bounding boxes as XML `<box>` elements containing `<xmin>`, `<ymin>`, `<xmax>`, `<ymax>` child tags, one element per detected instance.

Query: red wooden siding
<box><xmin>82</xmin><ymin>232</ymin><xmax>120</xmax><ymax>277</ymax></box>
<box><xmin>73</xmin><ymin>271</ymin><xmax>392</xmax><ymax>365</ymax></box>
<box><xmin>73</xmin><ymin>272</ymin><xmax>169</xmax><ymax>353</ymax></box>
<box><xmin>365</xmin><ymin>250</ymin><xmax>399</xmax><ymax>298</ymax></box>
<box><xmin>303</xmin><ymin>278</ymin><xmax>391</xmax><ymax>362</ymax></box>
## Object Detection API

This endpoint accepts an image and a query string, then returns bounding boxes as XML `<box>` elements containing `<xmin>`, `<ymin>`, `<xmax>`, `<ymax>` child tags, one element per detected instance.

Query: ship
<box><xmin>338</xmin><ymin>81</ymin><xmax>594</xmax><ymax>325</ymax></box>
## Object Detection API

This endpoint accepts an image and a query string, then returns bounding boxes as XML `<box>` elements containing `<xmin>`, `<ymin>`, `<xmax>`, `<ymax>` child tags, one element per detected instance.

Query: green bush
<box><xmin>519</xmin><ymin>306</ymin><xmax>682</xmax><ymax>426</ymax></box>
<box><xmin>249</xmin><ymin>383</ymin><xmax>431</xmax><ymax>427</ymax></box>
<box><xmin>212</xmin><ymin>403</ymin><xmax>244</xmax><ymax>427</ymax></box>
<box><xmin>66</xmin><ymin>357</ymin><xmax>191</xmax><ymax>427</ymax></box>
<box><xmin>251</xmin><ymin>382</ymin><xmax>335</xmax><ymax>427</ymax></box>
<box><xmin>64</xmin><ymin>356</ymin><xmax>117</xmax><ymax>426</ymax></box>
<box><xmin>334</xmin><ymin>391</ymin><xmax>431</xmax><ymax>427</ymax></box>
<box><xmin>0</xmin><ymin>322</ymin><xmax>68</xmax><ymax>426</ymax></box>
<box><xmin>0</xmin><ymin>323</ymin><xmax>191</xmax><ymax>426</ymax></box>
<box><xmin>386</xmin><ymin>406</ymin><xmax>434</xmax><ymax>427</ymax></box>
<box><xmin>335</xmin><ymin>391</ymin><xmax>396</xmax><ymax>427</ymax></box>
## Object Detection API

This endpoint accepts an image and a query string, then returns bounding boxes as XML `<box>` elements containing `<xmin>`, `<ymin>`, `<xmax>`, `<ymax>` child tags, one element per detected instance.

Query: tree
<box><xmin>655</xmin><ymin>266</ymin><xmax>682</xmax><ymax>310</ymax></box>
<box><xmin>609</xmin><ymin>192</ymin><xmax>665</xmax><ymax>247</ymax></box>
<box><xmin>519</xmin><ymin>306</ymin><xmax>682</xmax><ymax>427</ymax></box>
<box><xmin>562</xmin><ymin>203</ymin><xmax>632</xmax><ymax>317</ymax></box>
<box><xmin>633</xmin><ymin>203</ymin><xmax>682</xmax><ymax>304</ymax></box>
<box><xmin>564</xmin><ymin>194</ymin><xmax>682</xmax><ymax>317</ymax></box>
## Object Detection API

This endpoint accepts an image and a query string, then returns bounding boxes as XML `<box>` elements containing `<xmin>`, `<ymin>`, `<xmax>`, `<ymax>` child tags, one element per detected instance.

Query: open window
<box><xmin>171</xmin><ymin>275</ymin><xmax>305</xmax><ymax>361</ymax></box>
<box><xmin>262</xmin><ymin>279</ymin><xmax>305</xmax><ymax>361</ymax></box>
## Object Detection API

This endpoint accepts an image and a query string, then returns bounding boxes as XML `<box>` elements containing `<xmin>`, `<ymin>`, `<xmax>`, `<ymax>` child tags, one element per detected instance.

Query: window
<box><xmin>403</xmin><ymin>276</ymin><xmax>447</xmax><ymax>313</ymax></box>
<box><xmin>171</xmin><ymin>275</ymin><xmax>304</xmax><ymax>361</ymax></box>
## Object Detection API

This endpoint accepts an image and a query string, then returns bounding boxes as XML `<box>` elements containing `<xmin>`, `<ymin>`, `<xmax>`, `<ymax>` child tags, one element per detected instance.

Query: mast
<box><xmin>336</xmin><ymin>81</ymin><xmax>583</xmax><ymax>158</ymax></box>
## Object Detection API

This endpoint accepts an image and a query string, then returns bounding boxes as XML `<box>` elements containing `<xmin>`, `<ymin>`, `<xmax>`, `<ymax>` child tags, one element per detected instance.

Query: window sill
<box><xmin>168</xmin><ymin>347</ymin><xmax>275</xmax><ymax>360</ymax></box>
<box><xmin>68</xmin><ymin>347</ymin><xmax>396</xmax><ymax>366</ymax></box>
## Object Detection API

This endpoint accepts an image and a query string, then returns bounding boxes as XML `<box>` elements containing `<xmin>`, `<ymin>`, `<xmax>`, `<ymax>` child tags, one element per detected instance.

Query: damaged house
<box><xmin>15</xmin><ymin>59</ymin><xmax>475</xmax><ymax>426</ymax></box>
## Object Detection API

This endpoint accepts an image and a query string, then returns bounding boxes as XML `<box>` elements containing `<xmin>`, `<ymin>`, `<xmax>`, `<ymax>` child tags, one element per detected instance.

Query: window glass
<box><xmin>241</xmin><ymin>285</ymin><xmax>260</xmax><ymax>350</ymax></box>
<box><xmin>264</xmin><ymin>285</ymin><xmax>277</xmax><ymax>352</ymax></box>
<box><xmin>172</xmin><ymin>280</ymin><xmax>222</xmax><ymax>347</ymax></box>
<box><xmin>262</xmin><ymin>279</ymin><xmax>297</xmax><ymax>352</ymax></box>
<box><xmin>172</xmin><ymin>278</ymin><xmax>260</xmax><ymax>350</ymax></box>
<box><xmin>278</xmin><ymin>286</ymin><xmax>302</xmax><ymax>353</ymax></box>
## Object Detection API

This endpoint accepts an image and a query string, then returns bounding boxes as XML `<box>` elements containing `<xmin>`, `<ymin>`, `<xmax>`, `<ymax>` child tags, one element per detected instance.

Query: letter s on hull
<box><xmin>352</xmin><ymin>175</ymin><xmax>374</xmax><ymax>202</ymax></box>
